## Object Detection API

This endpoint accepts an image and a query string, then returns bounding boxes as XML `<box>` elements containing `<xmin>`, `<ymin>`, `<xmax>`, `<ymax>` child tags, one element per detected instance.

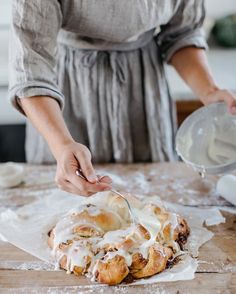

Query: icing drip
<box><xmin>104</xmin><ymin>249</ymin><xmax>133</xmax><ymax>266</ymax></box>
<box><xmin>132</xmin><ymin>207</ymin><xmax>162</xmax><ymax>258</ymax></box>
<box><xmin>50</xmin><ymin>196</ymin><xmax>184</xmax><ymax>280</ymax></box>
<box><xmin>96</xmin><ymin>226</ymin><xmax>135</xmax><ymax>249</ymax></box>
<box><xmin>66</xmin><ymin>241</ymin><xmax>93</xmax><ymax>272</ymax></box>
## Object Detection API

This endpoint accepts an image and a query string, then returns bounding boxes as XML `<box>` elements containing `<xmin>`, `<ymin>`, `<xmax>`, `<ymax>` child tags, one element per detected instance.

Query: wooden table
<box><xmin>0</xmin><ymin>163</ymin><xmax>235</xmax><ymax>294</ymax></box>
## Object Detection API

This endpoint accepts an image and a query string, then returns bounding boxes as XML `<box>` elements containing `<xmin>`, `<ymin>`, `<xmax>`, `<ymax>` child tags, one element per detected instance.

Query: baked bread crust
<box><xmin>48</xmin><ymin>192</ymin><xmax>190</xmax><ymax>285</ymax></box>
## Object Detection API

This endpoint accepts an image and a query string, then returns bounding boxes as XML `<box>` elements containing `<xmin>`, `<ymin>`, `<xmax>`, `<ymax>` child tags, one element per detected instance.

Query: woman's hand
<box><xmin>54</xmin><ymin>141</ymin><xmax>112</xmax><ymax>196</ymax></box>
<box><xmin>19</xmin><ymin>97</ymin><xmax>112</xmax><ymax>197</ymax></box>
<box><xmin>170</xmin><ymin>48</ymin><xmax>236</xmax><ymax>115</ymax></box>
<box><xmin>201</xmin><ymin>87</ymin><xmax>236</xmax><ymax>115</ymax></box>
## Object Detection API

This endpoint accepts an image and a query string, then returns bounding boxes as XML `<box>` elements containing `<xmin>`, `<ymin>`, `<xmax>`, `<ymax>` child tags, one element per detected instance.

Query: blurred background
<box><xmin>0</xmin><ymin>0</ymin><xmax>236</xmax><ymax>162</ymax></box>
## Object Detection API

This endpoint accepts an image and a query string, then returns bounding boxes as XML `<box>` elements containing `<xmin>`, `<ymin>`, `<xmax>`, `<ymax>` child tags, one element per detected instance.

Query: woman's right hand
<box><xmin>19</xmin><ymin>96</ymin><xmax>111</xmax><ymax>196</ymax></box>
<box><xmin>54</xmin><ymin>141</ymin><xmax>112</xmax><ymax>196</ymax></box>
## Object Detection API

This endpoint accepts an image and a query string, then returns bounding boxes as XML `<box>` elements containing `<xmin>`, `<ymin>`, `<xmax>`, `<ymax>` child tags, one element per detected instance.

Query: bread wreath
<box><xmin>48</xmin><ymin>192</ymin><xmax>190</xmax><ymax>285</ymax></box>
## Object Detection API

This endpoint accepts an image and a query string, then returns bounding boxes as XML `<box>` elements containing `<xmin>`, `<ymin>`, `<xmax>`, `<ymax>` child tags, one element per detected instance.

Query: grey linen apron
<box><xmin>9</xmin><ymin>0</ymin><xmax>207</xmax><ymax>164</ymax></box>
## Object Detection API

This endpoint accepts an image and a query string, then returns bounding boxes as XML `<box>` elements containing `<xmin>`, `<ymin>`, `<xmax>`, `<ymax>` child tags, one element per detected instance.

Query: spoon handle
<box><xmin>75</xmin><ymin>169</ymin><xmax>138</xmax><ymax>224</ymax></box>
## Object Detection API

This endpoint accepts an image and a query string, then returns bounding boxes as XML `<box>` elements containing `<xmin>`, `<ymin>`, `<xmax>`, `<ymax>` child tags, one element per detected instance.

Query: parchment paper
<box><xmin>0</xmin><ymin>190</ymin><xmax>225</xmax><ymax>285</ymax></box>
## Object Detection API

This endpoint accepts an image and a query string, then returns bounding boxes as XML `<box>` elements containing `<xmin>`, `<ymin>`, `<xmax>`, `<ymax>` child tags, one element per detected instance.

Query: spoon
<box><xmin>75</xmin><ymin>169</ymin><xmax>138</xmax><ymax>224</ymax></box>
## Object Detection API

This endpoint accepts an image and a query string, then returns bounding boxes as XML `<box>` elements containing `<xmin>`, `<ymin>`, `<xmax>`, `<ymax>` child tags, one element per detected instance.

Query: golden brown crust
<box><xmin>137</xmin><ymin>224</ymin><xmax>151</xmax><ymax>240</ymax></box>
<box><xmin>59</xmin><ymin>247</ymin><xmax>92</xmax><ymax>276</ymax></box>
<box><xmin>58</xmin><ymin>254</ymin><xmax>68</xmax><ymax>271</ymax></box>
<box><xmin>130</xmin><ymin>253</ymin><xmax>148</xmax><ymax>272</ymax></box>
<box><xmin>131</xmin><ymin>245</ymin><xmax>173</xmax><ymax>279</ymax></box>
<box><xmin>73</xmin><ymin>224</ymin><xmax>103</xmax><ymax>238</ymax></box>
<box><xmin>71</xmin><ymin>209</ymin><xmax>122</xmax><ymax>232</ymax></box>
<box><xmin>48</xmin><ymin>192</ymin><xmax>190</xmax><ymax>285</ymax></box>
<box><xmin>95</xmin><ymin>255</ymin><xmax>129</xmax><ymax>285</ymax></box>
<box><xmin>174</xmin><ymin>218</ymin><xmax>190</xmax><ymax>247</ymax></box>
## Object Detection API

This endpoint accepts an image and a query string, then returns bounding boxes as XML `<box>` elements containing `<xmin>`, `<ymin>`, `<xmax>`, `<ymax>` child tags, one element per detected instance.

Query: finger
<box><xmin>226</xmin><ymin>92</ymin><xmax>236</xmax><ymax>115</ymax></box>
<box><xmin>75</xmin><ymin>150</ymin><xmax>97</xmax><ymax>183</ymax></box>
<box><xmin>216</xmin><ymin>90</ymin><xmax>236</xmax><ymax>114</ymax></box>
<box><xmin>225</xmin><ymin>97</ymin><xmax>236</xmax><ymax>115</ymax></box>
<box><xmin>58</xmin><ymin>180</ymin><xmax>94</xmax><ymax>197</ymax></box>
<box><xmin>70</xmin><ymin>174</ymin><xmax>111</xmax><ymax>193</ymax></box>
<box><xmin>230</xmin><ymin>106</ymin><xmax>236</xmax><ymax>115</ymax></box>
<box><xmin>97</xmin><ymin>175</ymin><xmax>113</xmax><ymax>184</ymax></box>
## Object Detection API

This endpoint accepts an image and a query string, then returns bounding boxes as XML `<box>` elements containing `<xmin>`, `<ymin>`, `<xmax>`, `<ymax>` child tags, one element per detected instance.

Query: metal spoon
<box><xmin>75</xmin><ymin>170</ymin><xmax>138</xmax><ymax>224</ymax></box>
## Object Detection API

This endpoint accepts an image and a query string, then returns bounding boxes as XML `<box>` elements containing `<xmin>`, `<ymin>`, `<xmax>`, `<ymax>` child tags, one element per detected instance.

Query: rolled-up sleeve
<box><xmin>157</xmin><ymin>0</ymin><xmax>208</xmax><ymax>63</ymax></box>
<box><xmin>9</xmin><ymin>0</ymin><xmax>64</xmax><ymax>114</ymax></box>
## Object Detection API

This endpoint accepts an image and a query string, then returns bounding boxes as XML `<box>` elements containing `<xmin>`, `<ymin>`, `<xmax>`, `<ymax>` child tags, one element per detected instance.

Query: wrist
<box><xmin>49</xmin><ymin>136</ymin><xmax>75</xmax><ymax>160</ymax></box>
<box><xmin>199</xmin><ymin>84</ymin><xmax>220</xmax><ymax>105</ymax></box>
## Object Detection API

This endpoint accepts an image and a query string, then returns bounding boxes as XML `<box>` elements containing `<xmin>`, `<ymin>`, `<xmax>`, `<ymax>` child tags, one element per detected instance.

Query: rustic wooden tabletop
<box><xmin>0</xmin><ymin>162</ymin><xmax>235</xmax><ymax>294</ymax></box>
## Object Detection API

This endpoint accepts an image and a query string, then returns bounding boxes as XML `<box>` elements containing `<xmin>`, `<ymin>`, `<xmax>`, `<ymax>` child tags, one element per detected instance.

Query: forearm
<box><xmin>20</xmin><ymin>97</ymin><xmax>74</xmax><ymax>159</ymax></box>
<box><xmin>169</xmin><ymin>47</ymin><xmax>218</xmax><ymax>103</ymax></box>
<box><xmin>20</xmin><ymin>96</ymin><xmax>112</xmax><ymax>194</ymax></box>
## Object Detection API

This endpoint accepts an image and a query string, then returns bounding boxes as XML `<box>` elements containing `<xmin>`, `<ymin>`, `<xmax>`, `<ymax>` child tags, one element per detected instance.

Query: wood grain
<box><xmin>0</xmin><ymin>163</ymin><xmax>235</xmax><ymax>293</ymax></box>
<box><xmin>0</xmin><ymin>272</ymin><xmax>235</xmax><ymax>293</ymax></box>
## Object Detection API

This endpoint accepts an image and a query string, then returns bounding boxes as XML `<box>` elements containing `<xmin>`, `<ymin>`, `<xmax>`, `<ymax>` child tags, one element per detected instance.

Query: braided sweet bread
<box><xmin>48</xmin><ymin>192</ymin><xmax>189</xmax><ymax>285</ymax></box>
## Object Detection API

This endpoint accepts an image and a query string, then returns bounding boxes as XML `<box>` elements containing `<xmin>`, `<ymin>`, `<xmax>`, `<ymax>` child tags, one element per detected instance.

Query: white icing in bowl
<box><xmin>176</xmin><ymin>102</ymin><xmax>236</xmax><ymax>175</ymax></box>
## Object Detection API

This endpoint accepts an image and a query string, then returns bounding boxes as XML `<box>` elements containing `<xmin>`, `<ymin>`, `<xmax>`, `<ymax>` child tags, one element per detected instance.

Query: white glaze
<box><xmin>50</xmin><ymin>195</ymin><xmax>183</xmax><ymax>280</ymax></box>
<box><xmin>176</xmin><ymin>112</ymin><xmax>236</xmax><ymax>169</ymax></box>
<box><xmin>104</xmin><ymin>248</ymin><xmax>133</xmax><ymax>266</ymax></box>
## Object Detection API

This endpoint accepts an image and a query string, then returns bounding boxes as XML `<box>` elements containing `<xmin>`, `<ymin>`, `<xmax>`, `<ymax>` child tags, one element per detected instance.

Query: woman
<box><xmin>9</xmin><ymin>0</ymin><xmax>236</xmax><ymax>196</ymax></box>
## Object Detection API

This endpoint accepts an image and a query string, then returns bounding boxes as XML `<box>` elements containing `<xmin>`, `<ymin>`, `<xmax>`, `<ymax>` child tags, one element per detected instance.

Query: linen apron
<box><xmin>9</xmin><ymin>0</ymin><xmax>207</xmax><ymax>163</ymax></box>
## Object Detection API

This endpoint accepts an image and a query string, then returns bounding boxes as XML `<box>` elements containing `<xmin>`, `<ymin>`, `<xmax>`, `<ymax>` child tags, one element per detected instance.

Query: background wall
<box><xmin>205</xmin><ymin>0</ymin><xmax>236</xmax><ymax>18</ymax></box>
<box><xmin>0</xmin><ymin>1</ymin><xmax>23</xmax><ymax>124</ymax></box>
<box><xmin>1</xmin><ymin>0</ymin><xmax>236</xmax><ymax>124</ymax></box>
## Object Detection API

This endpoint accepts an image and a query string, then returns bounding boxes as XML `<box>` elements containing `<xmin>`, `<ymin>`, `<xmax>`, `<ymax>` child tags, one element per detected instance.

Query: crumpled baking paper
<box><xmin>0</xmin><ymin>190</ymin><xmax>225</xmax><ymax>285</ymax></box>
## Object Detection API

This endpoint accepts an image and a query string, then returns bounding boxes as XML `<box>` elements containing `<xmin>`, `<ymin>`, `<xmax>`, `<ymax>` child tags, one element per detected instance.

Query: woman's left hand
<box><xmin>170</xmin><ymin>48</ymin><xmax>236</xmax><ymax>115</ymax></box>
<box><xmin>202</xmin><ymin>88</ymin><xmax>236</xmax><ymax>115</ymax></box>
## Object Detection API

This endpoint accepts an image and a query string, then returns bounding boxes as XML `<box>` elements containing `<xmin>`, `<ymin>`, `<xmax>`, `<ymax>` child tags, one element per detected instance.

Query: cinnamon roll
<box><xmin>48</xmin><ymin>192</ymin><xmax>190</xmax><ymax>285</ymax></box>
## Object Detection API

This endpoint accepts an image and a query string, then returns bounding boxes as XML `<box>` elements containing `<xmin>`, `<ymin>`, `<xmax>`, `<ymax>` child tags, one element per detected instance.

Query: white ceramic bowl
<box><xmin>176</xmin><ymin>102</ymin><xmax>236</xmax><ymax>175</ymax></box>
